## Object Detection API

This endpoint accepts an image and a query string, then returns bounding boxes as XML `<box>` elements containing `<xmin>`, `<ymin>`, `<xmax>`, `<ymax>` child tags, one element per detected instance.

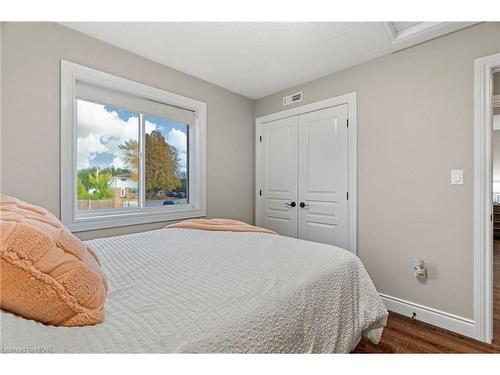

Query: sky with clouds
<box><xmin>76</xmin><ymin>99</ymin><xmax>188</xmax><ymax>173</ymax></box>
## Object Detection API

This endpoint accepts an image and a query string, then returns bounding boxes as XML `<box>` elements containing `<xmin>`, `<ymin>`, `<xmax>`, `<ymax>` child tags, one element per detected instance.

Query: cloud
<box><xmin>167</xmin><ymin>128</ymin><xmax>188</xmax><ymax>172</ymax></box>
<box><xmin>112</xmin><ymin>155</ymin><xmax>127</xmax><ymax>170</ymax></box>
<box><xmin>167</xmin><ymin>128</ymin><xmax>187</xmax><ymax>153</ymax></box>
<box><xmin>145</xmin><ymin>120</ymin><xmax>157</xmax><ymax>135</ymax></box>
<box><xmin>77</xmin><ymin>133</ymin><xmax>107</xmax><ymax>169</ymax></box>
<box><xmin>76</xmin><ymin>100</ymin><xmax>187</xmax><ymax>174</ymax></box>
<box><xmin>77</xmin><ymin>100</ymin><xmax>155</xmax><ymax>169</ymax></box>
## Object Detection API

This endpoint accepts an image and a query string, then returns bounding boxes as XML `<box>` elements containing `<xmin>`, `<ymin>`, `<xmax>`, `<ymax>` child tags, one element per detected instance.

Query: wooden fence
<box><xmin>77</xmin><ymin>199</ymin><xmax>115</xmax><ymax>210</ymax></box>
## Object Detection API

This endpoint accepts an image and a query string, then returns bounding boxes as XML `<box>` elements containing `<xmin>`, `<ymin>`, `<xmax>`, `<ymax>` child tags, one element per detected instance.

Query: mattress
<box><xmin>0</xmin><ymin>228</ymin><xmax>388</xmax><ymax>353</ymax></box>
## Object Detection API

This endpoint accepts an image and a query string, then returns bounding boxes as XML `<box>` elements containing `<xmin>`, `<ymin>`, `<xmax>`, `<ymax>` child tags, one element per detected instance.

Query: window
<box><xmin>75</xmin><ymin>100</ymin><xmax>189</xmax><ymax>211</ymax></box>
<box><xmin>61</xmin><ymin>61</ymin><xmax>206</xmax><ymax>231</ymax></box>
<box><xmin>76</xmin><ymin>100</ymin><xmax>140</xmax><ymax>211</ymax></box>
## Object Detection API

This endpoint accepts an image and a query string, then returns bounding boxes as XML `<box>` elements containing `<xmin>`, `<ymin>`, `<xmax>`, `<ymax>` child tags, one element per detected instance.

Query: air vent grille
<box><xmin>283</xmin><ymin>92</ymin><xmax>303</xmax><ymax>106</ymax></box>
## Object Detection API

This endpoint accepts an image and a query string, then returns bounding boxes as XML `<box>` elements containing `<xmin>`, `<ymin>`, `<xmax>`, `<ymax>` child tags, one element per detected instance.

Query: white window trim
<box><xmin>61</xmin><ymin>60</ymin><xmax>206</xmax><ymax>232</ymax></box>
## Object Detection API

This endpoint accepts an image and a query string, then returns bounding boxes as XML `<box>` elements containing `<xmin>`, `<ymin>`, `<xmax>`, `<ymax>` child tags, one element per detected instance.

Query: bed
<box><xmin>0</xmin><ymin>228</ymin><xmax>388</xmax><ymax>353</ymax></box>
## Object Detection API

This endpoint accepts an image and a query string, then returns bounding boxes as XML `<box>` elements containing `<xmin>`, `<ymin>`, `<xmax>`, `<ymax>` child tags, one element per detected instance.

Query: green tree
<box><xmin>77</xmin><ymin>176</ymin><xmax>90</xmax><ymax>199</ymax></box>
<box><xmin>88</xmin><ymin>170</ymin><xmax>113</xmax><ymax>199</ymax></box>
<box><xmin>76</xmin><ymin>169</ymin><xmax>113</xmax><ymax>200</ymax></box>
<box><xmin>78</xmin><ymin>167</ymin><xmax>97</xmax><ymax>191</ymax></box>
<box><xmin>120</xmin><ymin>130</ymin><xmax>181</xmax><ymax>194</ymax></box>
<box><xmin>145</xmin><ymin>130</ymin><xmax>181</xmax><ymax>192</ymax></box>
<box><xmin>118</xmin><ymin>140</ymin><xmax>139</xmax><ymax>182</ymax></box>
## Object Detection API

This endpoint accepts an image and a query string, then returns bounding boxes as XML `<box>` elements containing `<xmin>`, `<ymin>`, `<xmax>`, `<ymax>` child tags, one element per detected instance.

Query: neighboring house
<box><xmin>108</xmin><ymin>174</ymin><xmax>138</xmax><ymax>198</ymax></box>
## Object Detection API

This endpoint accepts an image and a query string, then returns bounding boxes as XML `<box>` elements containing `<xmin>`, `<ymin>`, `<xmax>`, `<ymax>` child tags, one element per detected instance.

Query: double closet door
<box><xmin>258</xmin><ymin>104</ymin><xmax>349</xmax><ymax>249</ymax></box>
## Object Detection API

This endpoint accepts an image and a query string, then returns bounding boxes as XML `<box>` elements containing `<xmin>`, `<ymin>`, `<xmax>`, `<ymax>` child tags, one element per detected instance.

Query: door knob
<box><xmin>285</xmin><ymin>201</ymin><xmax>296</xmax><ymax>208</ymax></box>
<box><xmin>299</xmin><ymin>202</ymin><xmax>309</xmax><ymax>208</ymax></box>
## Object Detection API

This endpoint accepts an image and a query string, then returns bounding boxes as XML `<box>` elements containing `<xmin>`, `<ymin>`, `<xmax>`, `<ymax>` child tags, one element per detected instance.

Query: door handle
<box><xmin>299</xmin><ymin>202</ymin><xmax>309</xmax><ymax>208</ymax></box>
<box><xmin>284</xmin><ymin>201</ymin><xmax>296</xmax><ymax>208</ymax></box>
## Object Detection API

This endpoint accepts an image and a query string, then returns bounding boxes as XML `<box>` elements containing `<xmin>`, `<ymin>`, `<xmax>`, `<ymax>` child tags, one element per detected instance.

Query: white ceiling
<box><xmin>61</xmin><ymin>22</ymin><xmax>476</xmax><ymax>99</ymax></box>
<box><xmin>392</xmin><ymin>22</ymin><xmax>421</xmax><ymax>32</ymax></box>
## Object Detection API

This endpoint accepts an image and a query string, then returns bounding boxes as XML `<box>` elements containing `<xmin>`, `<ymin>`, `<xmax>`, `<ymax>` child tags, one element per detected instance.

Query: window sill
<box><xmin>68</xmin><ymin>206</ymin><xmax>206</xmax><ymax>232</ymax></box>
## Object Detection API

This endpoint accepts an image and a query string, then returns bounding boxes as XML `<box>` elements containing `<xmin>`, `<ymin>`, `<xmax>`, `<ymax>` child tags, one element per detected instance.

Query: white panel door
<box><xmin>259</xmin><ymin>116</ymin><xmax>298</xmax><ymax>237</ymax></box>
<box><xmin>297</xmin><ymin>105</ymin><xmax>348</xmax><ymax>248</ymax></box>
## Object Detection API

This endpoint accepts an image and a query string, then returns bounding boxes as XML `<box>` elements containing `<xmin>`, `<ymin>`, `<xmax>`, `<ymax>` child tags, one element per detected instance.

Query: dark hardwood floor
<box><xmin>494</xmin><ymin>239</ymin><xmax>500</xmax><ymax>342</ymax></box>
<box><xmin>353</xmin><ymin>312</ymin><xmax>500</xmax><ymax>353</ymax></box>
<box><xmin>353</xmin><ymin>241</ymin><xmax>500</xmax><ymax>353</ymax></box>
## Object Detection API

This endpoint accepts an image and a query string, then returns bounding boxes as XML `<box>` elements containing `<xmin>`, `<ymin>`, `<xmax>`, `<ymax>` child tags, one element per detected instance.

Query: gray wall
<box><xmin>256</xmin><ymin>23</ymin><xmax>500</xmax><ymax>319</ymax></box>
<box><xmin>0</xmin><ymin>22</ymin><xmax>255</xmax><ymax>240</ymax></box>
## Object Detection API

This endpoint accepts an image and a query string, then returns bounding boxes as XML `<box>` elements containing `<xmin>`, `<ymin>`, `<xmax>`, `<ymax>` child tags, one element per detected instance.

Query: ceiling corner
<box><xmin>382</xmin><ymin>21</ymin><xmax>479</xmax><ymax>53</ymax></box>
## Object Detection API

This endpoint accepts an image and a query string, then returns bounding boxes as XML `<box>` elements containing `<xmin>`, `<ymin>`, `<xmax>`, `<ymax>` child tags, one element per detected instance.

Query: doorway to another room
<box><xmin>474</xmin><ymin>52</ymin><xmax>500</xmax><ymax>344</ymax></box>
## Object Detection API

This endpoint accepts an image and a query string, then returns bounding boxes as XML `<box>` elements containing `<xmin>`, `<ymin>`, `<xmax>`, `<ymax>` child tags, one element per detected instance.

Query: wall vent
<box><xmin>283</xmin><ymin>92</ymin><xmax>303</xmax><ymax>106</ymax></box>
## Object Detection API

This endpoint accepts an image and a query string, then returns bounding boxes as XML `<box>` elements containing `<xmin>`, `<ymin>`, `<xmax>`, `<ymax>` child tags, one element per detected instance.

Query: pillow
<box><xmin>0</xmin><ymin>195</ymin><xmax>108</xmax><ymax>326</ymax></box>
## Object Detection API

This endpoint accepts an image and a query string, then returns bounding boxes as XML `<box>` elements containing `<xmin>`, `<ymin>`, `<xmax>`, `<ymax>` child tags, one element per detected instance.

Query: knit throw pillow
<box><xmin>0</xmin><ymin>195</ymin><xmax>108</xmax><ymax>326</ymax></box>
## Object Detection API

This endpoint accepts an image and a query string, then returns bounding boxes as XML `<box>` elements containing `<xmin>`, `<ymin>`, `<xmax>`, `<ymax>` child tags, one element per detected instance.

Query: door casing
<box><xmin>473</xmin><ymin>52</ymin><xmax>500</xmax><ymax>343</ymax></box>
<box><xmin>255</xmin><ymin>92</ymin><xmax>357</xmax><ymax>254</ymax></box>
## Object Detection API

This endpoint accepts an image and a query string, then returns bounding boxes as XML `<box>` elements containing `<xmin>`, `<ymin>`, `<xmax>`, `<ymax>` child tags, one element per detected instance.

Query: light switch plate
<box><xmin>451</xmin><ymin>169</ymin><xmax>464</xmax><ymax>185</ymax></box>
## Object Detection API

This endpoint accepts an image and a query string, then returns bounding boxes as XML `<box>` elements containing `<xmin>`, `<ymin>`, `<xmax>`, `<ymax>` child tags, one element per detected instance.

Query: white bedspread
<box><xmin>0</xmin><ymin>228</ymin><xmax>387</xmax><ymax>353</ymax></box>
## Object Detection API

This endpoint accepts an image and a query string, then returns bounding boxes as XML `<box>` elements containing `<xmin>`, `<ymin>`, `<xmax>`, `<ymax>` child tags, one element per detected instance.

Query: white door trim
<box><xmin>255</xmin><ymin>92</ymin><xmax>357</xmax><ymax>254</ymax></box>
<box><xmin>474</xmin><ymin>52</ymin><xmax>500</xmax><ymax>343</ymax></box>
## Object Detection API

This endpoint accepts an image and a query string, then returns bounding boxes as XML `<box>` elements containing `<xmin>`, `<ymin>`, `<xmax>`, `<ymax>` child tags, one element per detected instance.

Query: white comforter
<box><xmin>0</xmin><ymin>228</ymin><xmax>387</xmax><ymax>353</ymax></box>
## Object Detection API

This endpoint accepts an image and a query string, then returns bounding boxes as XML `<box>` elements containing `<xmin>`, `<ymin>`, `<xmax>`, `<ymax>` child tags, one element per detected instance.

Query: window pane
<box><xmin>76</xmin><ymin>99</ymin><xmax>139</xmax><ymax>211</ymax></box>
<box><xmin>144</xmin><ymin>114</ymin><xmax>188</xmax><ymax>208</ymax></box>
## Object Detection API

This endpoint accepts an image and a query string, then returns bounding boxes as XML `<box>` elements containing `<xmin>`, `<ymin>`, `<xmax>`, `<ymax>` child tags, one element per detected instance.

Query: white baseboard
<box><xmin>380</xmin><ymin>293</ymin><xmax>476</xmax><ymax>339</ymax></box>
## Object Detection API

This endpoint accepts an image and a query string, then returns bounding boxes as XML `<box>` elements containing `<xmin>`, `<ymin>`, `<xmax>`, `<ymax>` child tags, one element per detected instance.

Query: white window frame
<box><xmin>61</xmin><ymin>60</ymin><xmax>206</xmax><ymax>232</ymax></box>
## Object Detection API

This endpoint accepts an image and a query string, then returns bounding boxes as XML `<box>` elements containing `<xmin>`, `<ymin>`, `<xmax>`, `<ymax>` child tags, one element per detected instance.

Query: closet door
<box><xmin>259</xmin><ymin>116</ymin><xmax>298</xmax><ymax>237</ymax></box>
<box><xmin>297</xmin><ymin>105</ymin><xmax>348</xmax><ymax>248</ymax></box>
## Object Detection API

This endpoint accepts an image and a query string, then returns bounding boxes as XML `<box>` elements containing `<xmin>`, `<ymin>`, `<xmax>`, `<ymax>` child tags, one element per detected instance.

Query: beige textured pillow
<box><xmin>0</xmin><ymin>195</ymin><xmax>108</xmax><ymax>326</ymax></box>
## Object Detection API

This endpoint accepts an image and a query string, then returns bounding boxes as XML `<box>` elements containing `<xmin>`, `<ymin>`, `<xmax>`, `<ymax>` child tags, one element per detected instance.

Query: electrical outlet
<box><xmin>414</xmin><ymin>258</ymin><xmax>427</xmax><ymax>280</ymax></box>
